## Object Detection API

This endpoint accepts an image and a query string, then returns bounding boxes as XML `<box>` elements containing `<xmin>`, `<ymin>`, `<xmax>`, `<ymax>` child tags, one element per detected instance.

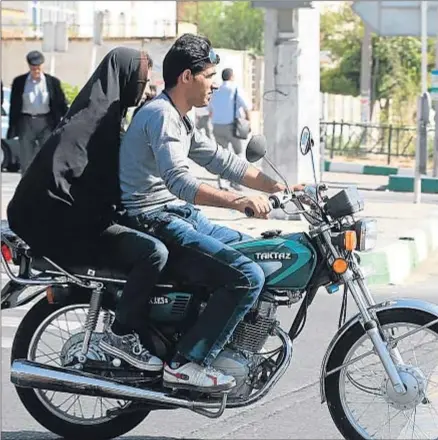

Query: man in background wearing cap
<box><xmin>7</xmin><ymin>50</ymin><xmax>68</xmax><ymax>174</ymax></box>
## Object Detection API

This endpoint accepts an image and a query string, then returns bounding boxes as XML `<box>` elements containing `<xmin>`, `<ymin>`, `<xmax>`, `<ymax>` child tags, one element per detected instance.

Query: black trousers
<box><xmin>17</xmin><ymin>114</ymin><xmax>53</xmax><ymax>174</ymax></box>
<box><xmin>46</xmin><ymin>223</ymin><xmax>169</xmax><ymax>333</ymax></box>
<box><xmin>97</xmin><ymin>224</ymin><xmax>169</xmax><ymax>331</ymax></box>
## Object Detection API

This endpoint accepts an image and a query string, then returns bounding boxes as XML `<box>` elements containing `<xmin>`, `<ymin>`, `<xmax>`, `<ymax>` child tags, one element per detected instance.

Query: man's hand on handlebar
<box><xmin>233</xmin><ymin>195</ymin><xmax>272</xmax><ymax>219</ymax></box>
<box><xmin>292</xmin><ymin>183</ymin><xmax>306</xmax><ymax>192</ymax></box>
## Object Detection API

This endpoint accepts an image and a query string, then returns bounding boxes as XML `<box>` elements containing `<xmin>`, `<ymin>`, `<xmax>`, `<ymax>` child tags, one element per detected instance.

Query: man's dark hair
<box><xmin>222</xmin><ymin>68</ymin><xmax>233</xmax><ymax>81</ymax></box>
<box><xmin>163</xmin><ymin>33</ymin><xmax>212</xmax><ymax>89</ymax></box>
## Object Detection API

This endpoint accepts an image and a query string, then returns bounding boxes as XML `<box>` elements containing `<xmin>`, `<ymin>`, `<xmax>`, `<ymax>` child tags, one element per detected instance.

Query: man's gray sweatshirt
<box><xmin>119</xmin><ymin>92</ymin><xmax>249</xmax><ymax>216</ymax></box>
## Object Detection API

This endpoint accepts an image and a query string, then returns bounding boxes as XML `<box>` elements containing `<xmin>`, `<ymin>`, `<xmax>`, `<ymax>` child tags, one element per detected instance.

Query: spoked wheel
<box><xmin>11</xmin><ymin>296</ymin><xmax>150</xmax><ymax>440</ymax></box>
<box><xmin>325</xmin><ymin>309</ymin><xmax>438</xmax><ymax>440</ymax></box>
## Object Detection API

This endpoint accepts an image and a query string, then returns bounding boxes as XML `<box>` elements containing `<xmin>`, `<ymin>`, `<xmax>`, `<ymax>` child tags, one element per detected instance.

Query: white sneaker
<box><xmin>163</xmin><ymin>362</ymin><xmax>236</xmax><ymax>392</ymax></box>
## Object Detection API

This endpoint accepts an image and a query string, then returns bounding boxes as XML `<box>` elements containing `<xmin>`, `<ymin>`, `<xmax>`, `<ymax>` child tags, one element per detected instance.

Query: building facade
<box><xmin>1</xmin><ymin>1</ymin><xmax>179</xmax><ymax>39</ymax></box>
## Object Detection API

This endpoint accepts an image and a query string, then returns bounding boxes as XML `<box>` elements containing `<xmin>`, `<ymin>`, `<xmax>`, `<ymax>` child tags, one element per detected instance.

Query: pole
<box><xmin>49</xmin><ymin>53</ymin><xmax>56</xmax><ymax>76</ymax></box>
<box><xmin>415</xmin><ymin>0</ymin><xmax>428</xmax><ymax>203</ymax></box>
<box><xmin>91</xmin><ymin>8</ymin><xmax>103</xmax><ymax>77</ymax></box>
<box><xmin>89</xmin><ymin>45</ymin><xmax>98</xmax><ymax>77</ymax></box>
<box><xmin>360</xmin><ymin>23</ymin><xmax>372</xmax><ymax>124</ymax></box>
<box><xmin>434</xmin><ymin>33</ymin><xmax>438</xmax><ymax>177</ymax></box>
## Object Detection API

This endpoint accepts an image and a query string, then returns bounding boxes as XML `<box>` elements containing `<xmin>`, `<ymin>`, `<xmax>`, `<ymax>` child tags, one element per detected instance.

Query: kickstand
<box><xmin>191</xmin><ymin>392</ymin><xmax>228</xmax><ymax>419</ymax></box>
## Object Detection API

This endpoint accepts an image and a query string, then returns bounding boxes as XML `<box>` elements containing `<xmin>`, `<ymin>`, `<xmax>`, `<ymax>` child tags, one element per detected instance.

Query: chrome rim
<box><xmin>28</xmin><ymin>303</ymin><xmax>130</xmax><ymax>424</ymax></box>
<box><xmin>339</xmin><ymin>321</ymin><xmax>438</xmax><ymax>439</ymax></box>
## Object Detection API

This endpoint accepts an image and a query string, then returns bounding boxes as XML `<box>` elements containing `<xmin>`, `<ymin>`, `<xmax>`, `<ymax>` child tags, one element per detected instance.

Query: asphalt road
<box><xmin>1</xmin><ymin>170</ymin><xmax>438</xmax><ymax>439</ymax></box>
<box><xmin>2</xmin><ymin>252</ymin><xmax>438</xmax><ymax>440</ymax></box>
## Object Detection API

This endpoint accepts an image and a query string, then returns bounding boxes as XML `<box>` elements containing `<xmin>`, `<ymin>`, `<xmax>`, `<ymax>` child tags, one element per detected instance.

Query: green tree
<box><xmin>61</xmin><ymin>82</ymin><xmax>80</xmax><ymax>105</ymax></box>
<box><xmin>185</xmin><ymin>1</ymin><xmax>264</xmax><ymax>54</ymax></box>
<box><xmin>320</xmin><ymin>3</ymin><xmax>435</xmax><ymax>124</ymax></box>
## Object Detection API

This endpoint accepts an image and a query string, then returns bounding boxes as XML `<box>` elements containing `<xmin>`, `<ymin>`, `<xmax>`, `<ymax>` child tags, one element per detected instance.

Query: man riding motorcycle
<box><xmin>112</xmin><ymin>33</ymin><xmax>304</xmax><ymax>392</ymax></box>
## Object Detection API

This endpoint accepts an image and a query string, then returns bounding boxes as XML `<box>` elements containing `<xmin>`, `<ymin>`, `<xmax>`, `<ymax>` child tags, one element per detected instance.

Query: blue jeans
<box><xmin>124</xmin><ymin>203</ymin><xmax>265</xmax><ymax>366</ymax></box>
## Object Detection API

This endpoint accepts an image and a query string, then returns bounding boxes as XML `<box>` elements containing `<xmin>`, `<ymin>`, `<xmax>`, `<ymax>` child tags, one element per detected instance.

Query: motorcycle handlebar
<box><xmin>243</xmin><ymin>184</ymin><xmax>328</xmax><ymax>218</ymax></box>
<box><xmin>244</xmin><ymin>191</ymin><xmax>292</xmax><ymax>218</ymax></box>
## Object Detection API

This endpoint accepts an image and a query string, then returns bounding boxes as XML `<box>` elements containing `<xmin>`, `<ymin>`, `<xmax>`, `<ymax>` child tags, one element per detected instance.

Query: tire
<box><xmin>325</xmin><ymin>308</ymin><xmax>438</xmax><ymax>440</ymax></box>
<box><xmin>11</xmin><ymin>295</ymin><xmax>150</xmax><ymax>440</ymax></box>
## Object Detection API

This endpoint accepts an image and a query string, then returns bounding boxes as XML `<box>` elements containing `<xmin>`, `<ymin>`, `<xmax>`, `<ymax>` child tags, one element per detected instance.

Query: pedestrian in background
<box><xmin>195</xmin><ymin>105</ymin><xmax>213</xmax><ymax>139</ymax></box>
<box><xmin>209</xmin><ymin>67</ymin><xmax>251</xmax><ymax>191</ymax></box>
<box><xmin>7</xmin><ymin>50</ymin><xmax>68</xmax><ymax>174</ymax></box>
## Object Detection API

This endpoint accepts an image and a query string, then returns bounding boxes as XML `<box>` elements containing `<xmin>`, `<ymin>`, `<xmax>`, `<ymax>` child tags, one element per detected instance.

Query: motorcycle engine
<box><xmin>210</xmin><ymin>299</ymin><xmax>278</xmax><ymax>399</ymax></box>
<box><xmin>210</xmin><ymin>348</ymin><xmax>253</xmax><ymax>398</ymax></box>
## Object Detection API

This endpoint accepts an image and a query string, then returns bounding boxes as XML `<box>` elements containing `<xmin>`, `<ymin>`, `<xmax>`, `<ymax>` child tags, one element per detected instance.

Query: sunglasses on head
<box><xmin>192</xmin><ymin>48</ymin><xmax>220</xmax><ymax>66</ymax></box>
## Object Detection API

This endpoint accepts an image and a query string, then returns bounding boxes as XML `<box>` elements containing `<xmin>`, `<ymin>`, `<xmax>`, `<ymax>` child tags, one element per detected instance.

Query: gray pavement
<box><xmin>2</xmin><ymin>252</ymin><xmax>438</xmax><ymax>439</ymax></box>
<box><xmin>2</xmin><ymin>169</ymin><xmax>438</xmax><ymax>251</ymax></box>
<box><xmin>1</xmin><ymin>169</ymin><xmax>438</xmax><ymax>439</ymax></box>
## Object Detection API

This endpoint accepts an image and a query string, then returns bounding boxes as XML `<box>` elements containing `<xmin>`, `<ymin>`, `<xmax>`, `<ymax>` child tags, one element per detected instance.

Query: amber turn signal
<box><xmin>344</xmin><ymin>231</ymin><xmax>357</xmax><ymax>251</ymax></box>
<box><xmin>332</xmin><ymin>258</ymin><xmax>349</xmax><ymax>274</ymax></box>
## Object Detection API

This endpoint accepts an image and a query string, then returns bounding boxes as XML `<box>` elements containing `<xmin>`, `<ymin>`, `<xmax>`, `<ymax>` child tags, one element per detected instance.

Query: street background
<box><xmin>2</xmin><ymin>166</ymin><xmax>438</xmax><ymax>438</ymax></box>
<box><xmin>2</xmin><ymin>0</ymin><xmax>438</xmax><ymax>438</ymax></box>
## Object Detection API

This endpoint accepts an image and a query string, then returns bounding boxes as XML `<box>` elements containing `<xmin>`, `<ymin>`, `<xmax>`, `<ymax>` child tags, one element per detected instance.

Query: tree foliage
<box><xmin>320</xmin><ymin>3</ymin><xmax>436</xmax><ymax>123</ymax></box>
<box><xmin>61</xmin><ymin>82</ymin><xmax>80</xmax><ymax>105</ymax></box>
<box><xmin>184</xmin><ymin>1</ymin><xmax>264</xmax><ymax>55</ymax></box>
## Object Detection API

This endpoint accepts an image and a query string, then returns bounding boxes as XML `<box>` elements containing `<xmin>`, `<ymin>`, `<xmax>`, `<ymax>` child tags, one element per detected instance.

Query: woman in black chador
<box><xmin>7</xmin><ymin>47</ymin><xmax>167</xmax><ymax>372</ymax></box>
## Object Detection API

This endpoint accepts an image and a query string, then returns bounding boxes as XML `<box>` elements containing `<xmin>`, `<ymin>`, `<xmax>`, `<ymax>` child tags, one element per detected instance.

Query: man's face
<box><xmin>29</xmin><ymin>64</ymin><xmax>43</xmax><ymax>80</ymax></box>
<box><xmin>187</xmin><ymin>65</ymin><xmax>218</xmax><ymax>108</ymax></box>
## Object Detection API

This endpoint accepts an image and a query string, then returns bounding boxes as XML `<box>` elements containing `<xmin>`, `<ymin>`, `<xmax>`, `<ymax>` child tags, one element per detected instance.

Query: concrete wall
<box><xmin>320</xmin><ymin>92</ymin><xmax>381</xmax><ymax>123</ymax></box>
<box><xmin>2</xmin><ymin>38</ymin><xmax>263</xmax><ymax>133</ymax></box>
<box><xmin>1</xmin><ymin>38</ymin><xmax>173</xmax><ymax>88</ymax></box>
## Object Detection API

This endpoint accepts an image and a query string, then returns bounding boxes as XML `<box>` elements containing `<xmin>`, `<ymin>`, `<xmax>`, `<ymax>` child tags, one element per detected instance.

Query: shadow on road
<box><xmin>1</xmin><ymin>432</ymin><xmax>193</xmax><ymax>440</ymax></box>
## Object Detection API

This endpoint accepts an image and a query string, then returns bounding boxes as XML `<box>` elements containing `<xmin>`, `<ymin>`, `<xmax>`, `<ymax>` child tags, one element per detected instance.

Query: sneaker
<box><xmin>163</xmin><ymin>362</ymin><xmax>236</xmax><ymax>392</ymax></box>
<box><xmin>99</xmin><ymin>329</ymin><xmax>163</xmax><ymax>372</ymax></box>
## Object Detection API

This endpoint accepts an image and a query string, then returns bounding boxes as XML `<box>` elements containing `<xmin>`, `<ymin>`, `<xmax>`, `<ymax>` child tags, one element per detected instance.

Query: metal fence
<box><xmin>321</xmin><ymin>121</ymin><xmax>436</xmax><ymax>165</ymax></box>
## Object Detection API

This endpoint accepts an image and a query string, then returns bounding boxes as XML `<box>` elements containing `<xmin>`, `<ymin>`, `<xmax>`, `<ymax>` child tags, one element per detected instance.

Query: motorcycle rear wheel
<box><xmin>11</xmin><ymin>294</ymin><xmax>150</xmax><ymax>440</ymax></box>
<box><xmin>325</xmin><ymin>308</ymin><xmax>438</xmax><ymax>440</ymax></box>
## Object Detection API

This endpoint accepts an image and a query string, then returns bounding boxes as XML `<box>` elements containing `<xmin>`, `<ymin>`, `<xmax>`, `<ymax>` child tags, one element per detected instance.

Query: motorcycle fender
<box><xmin>1</xmin><ymin>280</ymin><xmax>46</xmax><ymax>310</ymax></box>
<box><xmin>319</xmin><ymin>298</ymin><xmax>438</xmax><ymax>404</ymax></box>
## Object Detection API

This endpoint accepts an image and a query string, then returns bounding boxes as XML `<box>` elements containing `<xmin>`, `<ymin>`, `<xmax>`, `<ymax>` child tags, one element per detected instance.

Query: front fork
<box><xmin>343</xmin><ymin>267</ymin><xmax>406</xmax><ymax>395</ymax></box>
<box><xmin>321</xmin><ymin>230</ymin><xmax>406</xmax><ymax>395</ymax></box>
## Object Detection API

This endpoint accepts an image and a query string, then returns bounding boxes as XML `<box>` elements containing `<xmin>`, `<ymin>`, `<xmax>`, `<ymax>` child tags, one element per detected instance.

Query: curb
<box><xmin>388</xmin><ymin>175</ymin><xmax>438</xmax><ymax>194</ymax></box>
<box><xmin>325</xmin><ymin>160</ymin><xmax>414</xmax><ymax>176</ymax></box>
<box><xmin>359</xmin><ymin>219</ymin><xmax>438</xmax><ymax>285</ymax></box>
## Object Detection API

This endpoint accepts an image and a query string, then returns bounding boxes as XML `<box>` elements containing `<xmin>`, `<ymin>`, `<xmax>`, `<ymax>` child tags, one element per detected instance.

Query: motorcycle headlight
<box><xmin>354</xmin><ymin>219</ymin><xmax>377</xmax><ymax>252</ymax></box>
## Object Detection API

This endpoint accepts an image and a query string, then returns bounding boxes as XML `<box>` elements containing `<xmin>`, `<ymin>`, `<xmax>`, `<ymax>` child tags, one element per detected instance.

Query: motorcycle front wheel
<box><xmin>11</xmin><ymin>294</ymin><xmax>150</xmax><ymax>440</ymax></box>
<box><xmin>325</xmin><ymin>308</ymin><xmax>438</xmax><ymax>440</ymax></box>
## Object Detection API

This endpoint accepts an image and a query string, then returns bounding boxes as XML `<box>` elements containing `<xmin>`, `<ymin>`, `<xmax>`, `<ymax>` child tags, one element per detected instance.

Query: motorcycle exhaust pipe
<box><xmin>11</xmin><ymin>359</ymin><xmax>223</xmax><ymax>412</ymax></box>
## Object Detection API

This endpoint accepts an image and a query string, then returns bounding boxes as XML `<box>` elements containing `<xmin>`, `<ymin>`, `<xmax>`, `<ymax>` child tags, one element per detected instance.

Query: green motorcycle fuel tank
<box><xmin>232</xmin><ymin>232</ymin><xmax>317</xmax><ymax>290</ymax></box>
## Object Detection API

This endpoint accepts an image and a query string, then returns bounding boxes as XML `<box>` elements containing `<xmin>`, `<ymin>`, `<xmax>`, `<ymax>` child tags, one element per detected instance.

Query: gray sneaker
<box><xmin>99</xmin><ymin>329</ymin><xmax>163</xmax><ymax>371</ymax></box>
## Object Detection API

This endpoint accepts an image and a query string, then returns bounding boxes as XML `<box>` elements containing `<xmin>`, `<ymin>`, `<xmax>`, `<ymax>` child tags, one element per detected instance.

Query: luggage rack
<box><xmin>1</xmin><ymin>250</ymin><xmax>101</xmax><ymax>290</ymax></box>
<box><xmin>1</xmin><ymin>228</ymin><xmax>104</xmax><ymax>290</ymax></box>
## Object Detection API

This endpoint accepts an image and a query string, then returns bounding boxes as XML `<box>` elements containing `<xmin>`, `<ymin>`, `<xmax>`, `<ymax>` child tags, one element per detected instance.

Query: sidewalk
<box><xmin>191</xmin><ymin>162</ymin><xmax>438</xmax><ymax>286</ymax></box>
<box><xmin>2</xmin><ymin>166</ymin><xmax>438</xmax><ymax>287</ymax></box>
<box><xmin>324</xmin><ymin>160</ymin><xmax>415</xmax><ymax>176</ymax></box>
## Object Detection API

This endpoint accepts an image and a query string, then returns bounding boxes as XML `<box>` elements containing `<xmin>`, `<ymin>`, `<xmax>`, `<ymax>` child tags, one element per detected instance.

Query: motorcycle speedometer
<box><xmin>325</xmin><ymin>187</ymin><xmax>364</xmax><ymax>219</ymax></box>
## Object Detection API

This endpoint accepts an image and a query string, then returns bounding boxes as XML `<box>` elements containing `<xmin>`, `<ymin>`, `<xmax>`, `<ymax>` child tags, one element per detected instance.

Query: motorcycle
<box><xmin>1</xmin><ymin>127</ymin><xmax>438</xmax><ymax>440</ymax></box>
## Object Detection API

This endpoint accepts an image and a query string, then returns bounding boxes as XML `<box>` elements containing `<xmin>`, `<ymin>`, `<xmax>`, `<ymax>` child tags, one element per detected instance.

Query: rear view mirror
<box><xmin>299</xmin><ymin>126</ymin><xmax>314</xmax><ymax>156</ymax></box>
<box><xmin>246</xmin><ymin>135</ymin><xmax>267</xmax><ymax>163</ymax></box>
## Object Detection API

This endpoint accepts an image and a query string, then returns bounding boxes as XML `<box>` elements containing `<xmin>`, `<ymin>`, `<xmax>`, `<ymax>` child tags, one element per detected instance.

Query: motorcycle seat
<box><xmin>1</xmin><ymin>220</ymin><xmax>130</xmax><ymax>281</ymax></box>
<box><xmin>31</xmin><ymin>257</ymin><xmax>129</xmax><ymax>281</ymax></box>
